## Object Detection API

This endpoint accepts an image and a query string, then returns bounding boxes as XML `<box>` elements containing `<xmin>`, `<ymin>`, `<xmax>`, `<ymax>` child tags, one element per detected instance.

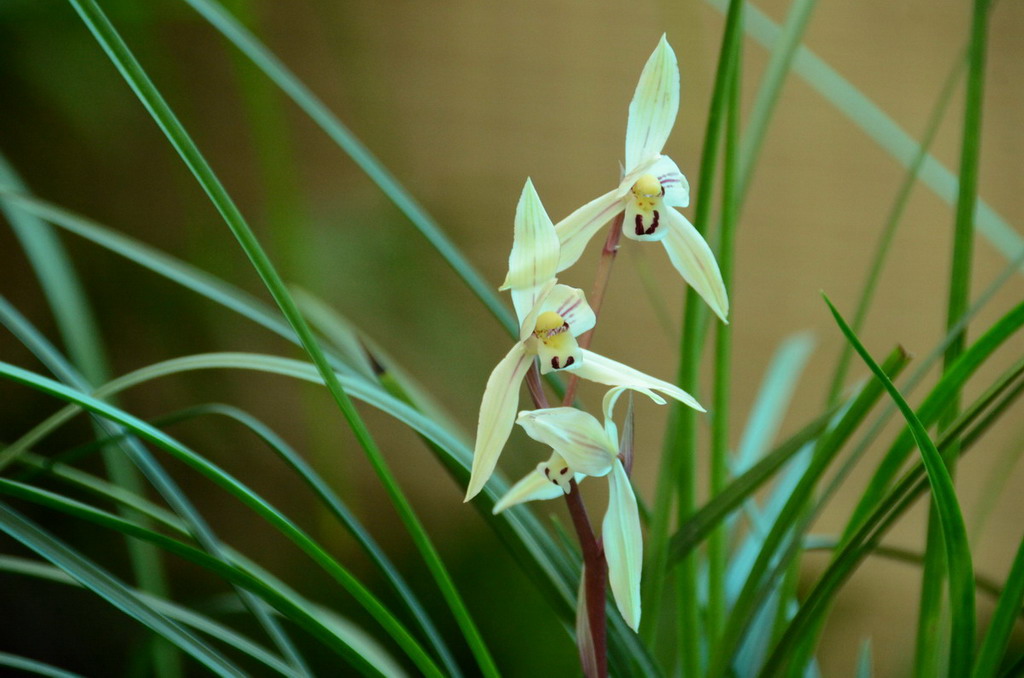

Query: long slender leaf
<box><xmin>0</xmin><ymin>502</ymin><xmax>244</xmax><ymax>678</ymax></box>
<box><xmin>825</xmin><ymin>296</ymin><xmax>975</xmax><ymax>676</ymax></box>
<box><xmin>64</xmin><ymin>2</ymin><xmax>494</xmax><ymax>672</ymax></box>
<box><xmin>179</xmin><ymin>0</ymin><xmax>516</xmax><ymax>338</ymax></box>
<box><xmin>0</xmin><ymin>483</ymin><xmax>392</xmax><ymax>677</ymax></box>
<box><xmin>0</xmin><ymin>295</ymin><xmax>309</xmax><ymax>676</ymax></box>
<box><xmin>0</xmin><ymin>360</ymin><xmax>439</xmax><ymax>677</ymax></box>
<box><xmin>705</xmin><ymin>348</ymin><xmax>910</xmax><ymax>678</ymax></box>
<box><xmin>704</xmin><ymin>0</ymin><xmax>1024</xmax><ymax>265</ymax></box>
<box><xmin>0</xmin><ymin>555</ymin><xmax>301</xmax><ymax>678</ymax></box>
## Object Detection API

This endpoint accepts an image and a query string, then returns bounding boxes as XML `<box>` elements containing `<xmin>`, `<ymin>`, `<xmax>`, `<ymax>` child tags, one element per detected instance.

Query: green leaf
<box><xmin>0</xmin><ymin>555</ymin><xmax>301</xmax><ymax>677</ymax></box>
<box><xmin>824</xmin><ymin>295</ymin><xmax>975</xmax><ymax>677</ymax></box>
<box><xmin>63</xmin><ymin>1</ymin><xmax>493</xmax><ymax>671</ymax></box>
<box><xmin>179</xmin><ymin>0</ymin><xmax>516</xmax><ymax>338</ymax></box>
<box><xmin>0</xmin><ymin>360</ymin><xmax>437</xmax><ymax>676</ymax></box>
<box><xmin>704</xmin><ymin>0</ymin><xmax>1023</xmax><ymax>265</ymax></box>
<box><xmin>0</xmin><ymin>502</ymin><xmax>245</xmax><ymax>677</ymax></box>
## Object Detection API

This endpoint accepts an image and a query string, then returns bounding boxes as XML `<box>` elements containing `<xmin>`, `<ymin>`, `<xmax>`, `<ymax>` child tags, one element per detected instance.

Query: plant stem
<box><xmin>563</xmin><ymin>212</ymin><xmax>625</xmax><ymax>405</ymax></box>
<box><xmin>565</xmin><ymin>482</ymin><xmax>608</xmax><ymax>678</ymax></box>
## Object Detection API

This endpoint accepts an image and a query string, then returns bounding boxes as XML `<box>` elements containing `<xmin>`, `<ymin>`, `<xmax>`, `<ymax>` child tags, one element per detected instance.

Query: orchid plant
<box><xmin>465</xmin><ymin>36</ymin><xmax>726</xmax><ymax>677</ymax></box>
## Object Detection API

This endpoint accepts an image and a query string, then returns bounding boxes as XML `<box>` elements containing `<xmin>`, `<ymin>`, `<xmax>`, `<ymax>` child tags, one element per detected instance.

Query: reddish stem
<box><xmin>565</xmin><ymin>481</ymin><xmax>608</xmax><ymax>678</ymax></box>
<box><xmin>527</xmin><ymin>212</ymin><xmax>624</xmax><ymax>678</ymax></box>
<box><xmin>562</xmin><ymin>212</ymin><xmax>625</xmax><ymax>406</ymax></box>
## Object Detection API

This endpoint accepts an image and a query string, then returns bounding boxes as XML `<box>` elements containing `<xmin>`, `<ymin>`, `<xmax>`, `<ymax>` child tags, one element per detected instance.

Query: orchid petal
<box><xmin>465</xmin><ymin>342</ymin><xmax>532</xmax><ymax>501</ymax></box>
<box><xmin>518</xmin><ymin>278</ymin><xmax>557</xmax><ymax>341</ymax></box>
<box><xmin>575</xmin><ymin>349</ymin><xmax>705</xmax><ymax>412</ymax></box>
<box><xmin>492</xmin><ymin>463</ymin><xmax>566</xmax><ymax>514</ymax></box>
<box><xmin>625</xmin><ymin>35</ymin><xmax>680</xmax><ymax>174</ymax></box>
<box><xmin>554</xmin><ymin>189</ymin><xmax>624</xmax><ymax>273</ymax></box>
<box><xmin>603</xmin><ymin>459</ymin><xmax>642</xmax><ymax>630</ymax></box>
<box><xmin>541</xmin><ymin>284</ymin><xmax>596</xmax><ymax>336</ymax></box>
<box><xmin>516</xmin><ymin>408</ymin><xmax>617</xmax><ymax>477</ymax></box>
<box><xmin>660</xmin><ymin>208</ymin><xmax>729</xmax><ymax>323</ymax></box>
<box><xmin>649</xmin><ymin>155</ymin><xmax>690</xmax><ymax>207</ymax></box>
<box><xmin>502</xmin><ymin>179</ymin><xmax>561</xmax><ymax>326</ymax></box>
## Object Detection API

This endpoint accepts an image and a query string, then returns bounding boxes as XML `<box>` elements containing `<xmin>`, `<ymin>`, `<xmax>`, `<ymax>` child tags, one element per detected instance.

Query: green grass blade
<box><xmin>0</xmin><ymin>295</ymin><xmax>310</xmax><ymax>676</ymax></box>
<box><xmin>826</xmin><ymin>50</ymin><xmax>966</xmax><ymax>405</ymax></box>
<box><xmin>735</xmin><ymin>333</ymin><xmax>816</xmax><ymax>472</ymax></box>
<box><xmin>736</xmin><ymin>0</ymin><xmax>818</xmax><ymax>209</ymax></box>
<box><xmin>157</xmin><ymin>402</ymin><xmax>462</xmax><ymax>678</ymax></box>
<box><xmin>670</xmin><ymin>409</ymin><xmax>831</xmax><ymax>562</ymax></box>
<box><xmin>180</xmin><ymin>0</ymin><xmax>516</xmax><ymax>338</ymax></box>
<box><xmin>708</xmin><ymin>48</ymin><xmax>742</xmax><ymax>640</ymax></box>
<box><xmin>846</xmin><ymin>300</ymin><xmax>1024</xmax><ymax>538</ymax></box>
<box><xmin>0</xmin><ymin>155</ymin><xmax>182</xmax><ymax>678</ymax></box>
<box><xmin>63</xmin><ymin>3</ymin><xmax>495</xmax><ymax>671</ymax></box>
<box><xmin>646</xmin><ymin>0</ymin><xmax>746</xmax><ymax>662</ymax></box>
<box><xmin>0</xmin><ymin>360</ymin><xmax>440</xmax><ymax>677</ymax></box>
<box><xmin>824</xmin><ymin>296</ymin><xmax>975</xmax><ymax>676</ymax></box>
<box><xmin>0</xmin><ymin>502</ymin><xmax>245</xmax><ymax>678</ymax></box>
<box><xmin>705</xmin><ymin>347</ymin><xmax>910</xmax><ymax>678</ymax></box>
<box><xmin>0</xmin><ymin>652</ymin><xmax>84</xmax><ymax>678</ymax></box>
<box><xmin>0</xmin><ymin>483</ymin><xmax>389</xmax><ymax>677</ymax></box>
<box><xmin>0</xmin><ymin>555</ymin><xmax>302</xmax><ymax>677</ymax></box>
<box><xmin>763</xmin><ymin>358</ymin><xmax>1024</xmax><ymax>674</ymax></box>
<box><xmin>704</xmin><ymin>0</ymin><xmax>1024</xmax><ymax>266</ymax></box>
<box><xmin>919</xmin><ymin>2</ymin><xmax>991</xmax><ymax>671</ymax></box>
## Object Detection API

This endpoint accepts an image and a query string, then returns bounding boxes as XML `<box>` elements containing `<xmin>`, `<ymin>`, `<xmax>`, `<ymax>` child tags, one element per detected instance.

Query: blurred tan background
<box><xmin>1</xmin><ymin>0</ymin><xmax>1022</xmax><ymax>674</ymax></box>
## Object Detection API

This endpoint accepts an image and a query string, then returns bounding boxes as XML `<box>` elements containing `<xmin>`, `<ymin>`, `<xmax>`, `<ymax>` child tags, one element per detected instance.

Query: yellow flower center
<box><xmin>631</xmin><ymin>174</ymin><xmax>663</xmax><ymax>211</ymax></box>
<box><xmin>532</xmin><ymin>311</ymin><xmax>577</xmax><ymax>371</ymax></box>
<box><xmin>630</xmin><ymin>174</ymin><xmax>665</xmax><ymax>237</ymax></box>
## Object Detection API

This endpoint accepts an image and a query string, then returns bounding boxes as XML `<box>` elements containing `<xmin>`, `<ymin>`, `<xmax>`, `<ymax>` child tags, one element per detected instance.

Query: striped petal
<box><xmin>516</xmin><ymin>408</ymin><xmax>617</xmax><ymax>477</ymax></box>
<box><xmin>492</xmin><ymin>462</ymin><xmax>565</xmax><ymax>514</ymax></box>
<box><xmin>649</xmin><ymin>155</ymin><xmax>690</xmax><ymax>208</ymax></box>
<box><xmin>660</xmin><ymin>207</ymin><xmax>729</xmax><ymax>323</ymax></box>
<box><xmin>625</xmin><ymin>35</ymin><xmax>680</xmax><ymax>174</ymax></box>
<box><xmin>574</xmin><ymin>349</ymin><xmax>705</xmax><ymax>412</ymax></box>
<box><xmin>603</xmin><ymin>460</ymin><xmax>643</xmax><ymax>630</ymax></box>
<box><xmin>554</xmin><ymin>189</ymin><xmax>624</xmax><ymax>273</ymax></box>
<box><xmin>465</xmin><ymin>342</ymin><xmax>532</xmax><ymax>501</ymax></box>
<box><xmin>541</xmin><ymin>284</ymin><xmax>596</xmax><ymax>336</ymax></box>
<box><xmin>502</xmin><ymin>179</ymin><xmax>561</xmax><ymax>326</ymax></box>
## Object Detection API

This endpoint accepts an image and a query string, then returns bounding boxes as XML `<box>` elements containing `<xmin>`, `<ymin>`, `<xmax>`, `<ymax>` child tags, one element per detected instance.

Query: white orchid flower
<box><xmin>554</xmin><ymin>35</ymin><xmax>729</xmax><ymax>323</ymax></box>
<box><xmin>465</xmin><ymin>181</ymin><xmax>703</xmax><ymax>501</ymax></box>
<box><xmin>492</xmin><ymin>388</ymin><xmax>646</xmax><ymax>630</ymax></box>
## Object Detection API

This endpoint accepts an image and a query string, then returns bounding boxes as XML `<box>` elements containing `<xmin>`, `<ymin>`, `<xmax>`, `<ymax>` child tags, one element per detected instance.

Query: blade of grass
<box><xmin>972</xmin><ymin>534</ymin><xmax>1024</xmax><ymax>678</ymax></box>
<box><xmin>0</xmin><ymin>360</ymin><xmax>441</xmax><ymax>677</ymax></box>
<box><xmin>0</xmin><ymin>155</ymin><xmax>182</xmax><ymax>678</ymax></box>
<box><xmin>64</xmin><ymin>2</ymin><xmax>495</xmax><ymax>672</ymax></box>
<box><xmin>735</xmin><ymin>0</ymin><xmax>818</xmax><ymax>211</ymax></box>
<box><xmin>704</xmin><ymin>347</ymin><xmax>910</xmax><ymax>678</ymax></box>
<box><xmin>179</xmin><ymin>0</ymin><xmax>516</xmax><ymax>337</ymax></box>
<box><xmin>0</xmin><ymin>555</ymin><xmax>302</xmax><ymax>677</ymax></box>
<box><xmin>845</xmin><ymin>299</ymin><xmax>1024</xmax><ymax>539</ymax></box>
<box><xmin>704</xmin><ymin>0</ymin><xmax>1023</xmax><ymax>266</ymax></box>
<box><xmin>918</xmin><ymin>2</ymin><xmax>991</xmax><ymax>674</ymax></box>
<box><xmin>825</xmin><ymin>49</ymin><xmax>967</xmax><ymax>405</ymax></box>
<box><xmin>0</xmin><ymin>295</ymin><xmax>309</xmax><ymax>676</ymax></box>
<box><xmin>825</xmin><ymin>296</ymin><xmax>975</xmax><ymax>676</ymax></box>
<box><xmin>0</xmin><ymin>652</ymin><xmax>83</xmax><ymax>678</ymax></box>
<box><xmin>0</xmin><ymin>502</ymin><xmax>245</xmax><ymax>677</ymax></box>
<box><xmin>0</xmin><ymin>483</ymin><xmax>392</xmax><ymax>676</ymax></box>
<box><xmin>763</xmin><ymin>357</ymin><xmax>1024</xmax><ymax>675</ymax></box>
<box><xmin>156</xmin><ymin>402</ymin><xmax>462</xmax><ymax>678</ymax></box>
<box><xmin>708</xmin><ymin>35</ymin><xmax>743</xmax><ymax>642</ymax></box>
<box><xmin>646</xmin><ymin>0</ymin><xmax>746</xmax><ymax>663</ymax></box>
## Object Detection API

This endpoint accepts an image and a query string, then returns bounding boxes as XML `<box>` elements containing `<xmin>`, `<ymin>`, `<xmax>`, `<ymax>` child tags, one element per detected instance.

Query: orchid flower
<box><xmin>465</xmin><ymin>180</ymin><xmax>703</xmax><ymax>501</ymax></box>
<box><xmin>554</xmin><ymin>35</ymin><xmax>729</xmax><ymax>322</ymax></box>
<box><xmin>492</xmin><ymin>388</ymin><xmax>645</xmax><ymax>630</ymax></box>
